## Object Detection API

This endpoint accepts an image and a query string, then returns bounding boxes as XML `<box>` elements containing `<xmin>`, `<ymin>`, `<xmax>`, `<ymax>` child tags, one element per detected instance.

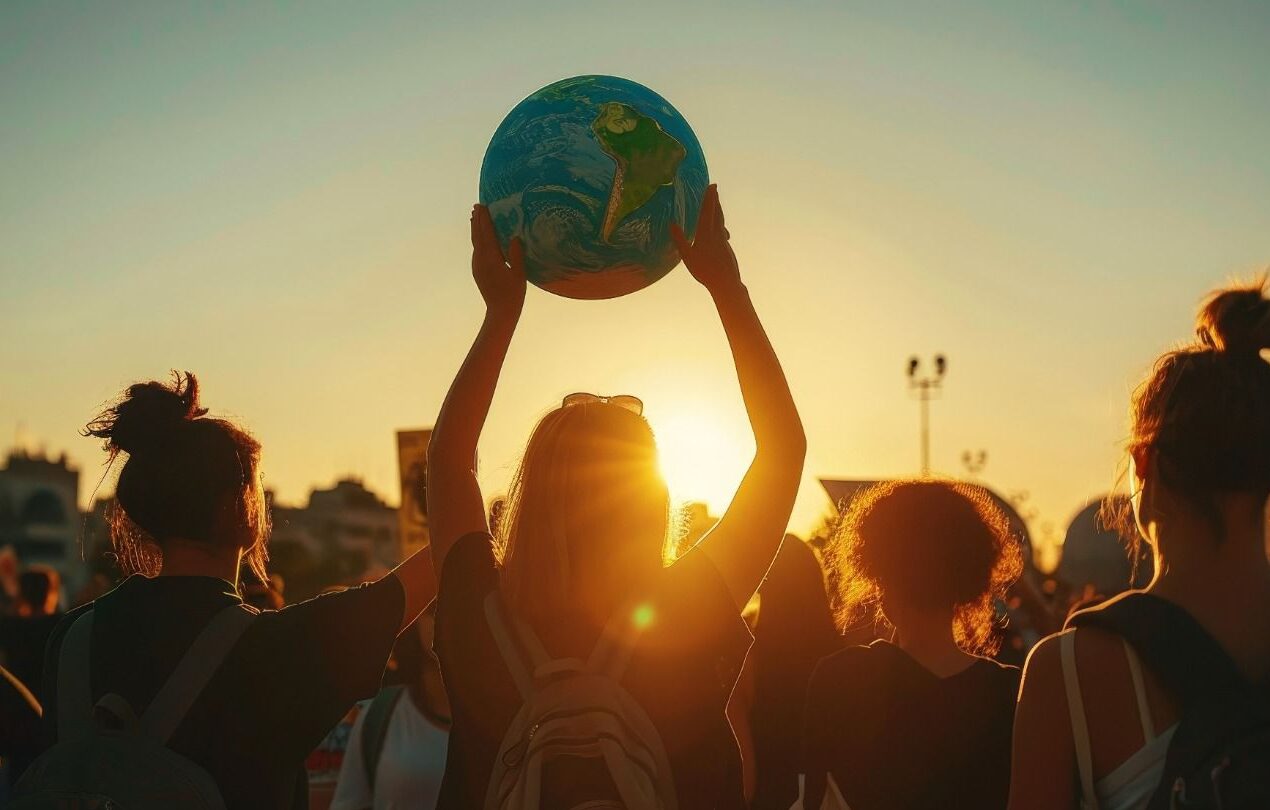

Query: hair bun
<box><xmin>1196</xmin><ymin>280</ymin><xmax>1270</xmax><ymax>357</ymax></box>
<box><xmin>85</xmin><ymin>371</ymin><xmax>207</xmax><ymax>456</ymax></box>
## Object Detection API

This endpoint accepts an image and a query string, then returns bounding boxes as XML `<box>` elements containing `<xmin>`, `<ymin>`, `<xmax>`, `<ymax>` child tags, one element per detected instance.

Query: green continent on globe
<box><xmin>591</xmin><ymin>102</ymin><xmax>687</xmax><ymax>242</ymax></box>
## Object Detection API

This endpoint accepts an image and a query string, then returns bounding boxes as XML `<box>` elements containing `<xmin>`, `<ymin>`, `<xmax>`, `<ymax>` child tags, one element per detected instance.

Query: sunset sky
<box><xmin>3</xmin><ymin>2</ymin><xmax>1268</xmax><ymax>557</ymax></box>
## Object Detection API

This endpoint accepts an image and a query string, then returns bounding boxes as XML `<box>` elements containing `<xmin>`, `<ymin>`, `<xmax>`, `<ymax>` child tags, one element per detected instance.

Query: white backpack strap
<box><xmin>139</xmin><ymin>604</ymin><xmax>256</xmax><ymax>744</ymax></box>
<box><xmin>57</xmin><ymin>611</ymin><xmax>96</xmax><ymax>740</ymax></box>
<box><xmin>1121</xmin><ymin>639</ymin><xmax>1155</xmax><ymax>742</ymax></box>
<box><xmin>483</xmin><ymin>592</ymin><xmax>548</xmax><ymax>698</ymax></box>
<box><xmin>825</xmin><ymin>773</ymin><xmax>851</xmax><ymax>809</ymax></box>
<box><xmin>586</xmin><ymin>602</ymin><xmax>648</xmax><ymax>679</ymax></box>
<box><xmin>1060</xmin><ymin>631</ymin><xmax>1099</xmax><ymax>810</ymax></box>
<box><xmin>790</xmin><ymin>773</ymin><xmax>853</xmax><ymax>810</ymax></box>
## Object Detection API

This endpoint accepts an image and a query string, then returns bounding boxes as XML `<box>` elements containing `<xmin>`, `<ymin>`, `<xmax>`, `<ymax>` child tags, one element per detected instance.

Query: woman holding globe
<box><xmin>426</xmin><ymin>184</ymin><xmax>805</xmax><ymax>809</ymax></box>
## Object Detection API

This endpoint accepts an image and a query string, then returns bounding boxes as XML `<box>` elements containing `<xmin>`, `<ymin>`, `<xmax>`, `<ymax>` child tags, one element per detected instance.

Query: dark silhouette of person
<box><xmin>733</xmin><ymin>536</ymin><xmax>842</xmax><ymax>809</ymax></box>
<box><xmin>1009</xmin><ymin>281</ymin><xmax>1270</xmax><ymax>810</ymax></box>
<box><xmin>31</xmin><ymin>372</ymin><xmax>438</xmax><ymax>809</ymax></box>
<box><xmin>802</xmin><ymin>479</ymin><xmax>1023</xmax><ymax>810</ymax></box>
<box><xmin>425</xmin><ymin>189</ymin><xmax>806</xmax><ymax>809</ymax></box>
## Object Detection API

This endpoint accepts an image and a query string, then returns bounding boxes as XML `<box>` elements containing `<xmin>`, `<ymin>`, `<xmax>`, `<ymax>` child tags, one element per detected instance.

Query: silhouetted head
<box><xmin>1122</xmin><ymin>280</ymin><xmax>1270</xmax><ymax>549</ymax></box>
<box><xmin>828</xmin><ymin>479</ymin><xmax>1022</xmax><ymax>655</ymax></box>
<box><xmin>390</xmin><ymin>604</ymin><xmax>441</xmax><ymax>686</ymax></box>
<box><xmin>496</xmin><ymin>400</ymin><xmax>670</xmax><ymax>626</ymax></box>
<box><xmin>84</xmin><ymin>371</ymin><xmax>269</xmax><ymax>583</ymax></box>
<box><xmin>17</xmin><ymin>566</ymin><xmax>60</xmax><ymax>616</ymax></box>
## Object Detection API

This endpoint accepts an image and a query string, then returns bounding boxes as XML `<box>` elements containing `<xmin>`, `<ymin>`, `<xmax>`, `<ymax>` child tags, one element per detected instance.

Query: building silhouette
<box><xmin>0</xmin><ymin>449</ymin><xmax>82</xmax><ymax>596</ymax></box>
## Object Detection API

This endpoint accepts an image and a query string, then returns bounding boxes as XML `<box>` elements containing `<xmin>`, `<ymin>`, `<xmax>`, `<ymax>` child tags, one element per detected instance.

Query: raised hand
<box><xmin>670</xmin><ymin>184</ymin><xmax>741</xmax><ymax>295</ymax></box>
<box><xmin>471</xmin><ymin>204</ymin><xmax>526</xmax><ymax>317</ymax></box>
<box><xmin>672</xmin><ymin>182</ymin><xmax>807</xmax><ymax>611</ymax></box>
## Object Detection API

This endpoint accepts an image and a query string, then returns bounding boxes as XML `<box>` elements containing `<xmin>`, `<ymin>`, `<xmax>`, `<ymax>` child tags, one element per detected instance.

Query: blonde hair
<box><xmin>495</xmin><ymin>402</ymin><xmax>671</xmax><ymax>625</ymax></box>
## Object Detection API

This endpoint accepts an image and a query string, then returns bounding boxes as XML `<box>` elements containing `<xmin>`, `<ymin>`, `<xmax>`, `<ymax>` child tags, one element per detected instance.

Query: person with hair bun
<box><xmin>30</xmin><ymin>372</ymin><xmax>437</xmax><ymax>810</ymax></box>
<box><xmin>1009</xmin><ymin>281</ymin><xmax>1270</xmax><ymax>810</ymax></box>
<box><xmin>799</xmin><ymin>479</ymin><xmax>1023</xmax><ymax>810</ymax></box>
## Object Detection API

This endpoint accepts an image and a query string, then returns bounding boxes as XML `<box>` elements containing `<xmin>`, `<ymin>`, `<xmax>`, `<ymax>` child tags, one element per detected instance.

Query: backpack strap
<box><xmin>1068</xmin><ymin>593</ymin><xmax>1246</xmax><ymax>705</ymax></box>
<box><xmin>484</xmin><ymin>592</ymin><xmax>544</xmax><ymax>698</ymax></box>
<box><xmin>361</xmin><ymin>685</ymin><xmax>406</xmax><ymax>791</ymax></box>
<box><xmin>1060</xmin><ymin>631</ymin><xmax>1100</xmax><ymax>810</ymax></box>
<box><xmin>1121</xmin><ymin>639</ymin><xmax>1156</xmax><ymax>742</ymax></box>
<box><xmin>138</xmin><ymin>603</ymin><xmax>256</xmax><ymax>744</ymax></box>
<box><xmin>587</xmin><ymin>602</ymin><xmax>650</xmax><ymax>680</ymax></box>
<box><xmin>57</xmin><ymin>610</ymin><xmax>96</xmax><ymax>740</ymax></box>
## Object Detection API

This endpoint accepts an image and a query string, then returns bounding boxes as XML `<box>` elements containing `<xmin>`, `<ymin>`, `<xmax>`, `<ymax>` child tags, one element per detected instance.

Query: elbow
<box><xmin>789</xmin><ymin>424</ymin><xmax>808</xmax><ymax>462</ymax></box>
<box><xmin>758</xmin><ymin>424</ymin><xmax>807</xmax><ymax>469</ymax></box>
<box><xmin>783</xmin><ymin>418</ymin><xmax>808</xmax><ymax>463</ymax></box>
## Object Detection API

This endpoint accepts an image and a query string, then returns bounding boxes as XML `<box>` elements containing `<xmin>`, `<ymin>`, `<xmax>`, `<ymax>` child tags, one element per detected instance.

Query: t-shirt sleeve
<box><xmin>249</xmin><ymin>574</ymin><xmax>404</xmax><ymax>760</ymax></box>
<box><xmin>329</xmin><ymin>706</ymin><xmax>372</xmax><ymax>810</ymax></box>
<box><xmin>433</xmin><ymin>531</ymin><xmax>499</xmax><ymax>665</ymax></box>
<box><xmin>656</xmin><ymin>548</ymin><xmax>754</xmax><ymax>687</ymax></box>
<box><xmin>285</xmin><ymin>576</ymin><xmax>404</xmax><ymax>706</ymax></box>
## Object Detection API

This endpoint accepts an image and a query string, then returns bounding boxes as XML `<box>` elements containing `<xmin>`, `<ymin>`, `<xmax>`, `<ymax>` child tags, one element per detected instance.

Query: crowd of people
<box><xmin>2</xmin><ymin>187</ymin><xmax>1268</xmax><ymax>809</ymax></box>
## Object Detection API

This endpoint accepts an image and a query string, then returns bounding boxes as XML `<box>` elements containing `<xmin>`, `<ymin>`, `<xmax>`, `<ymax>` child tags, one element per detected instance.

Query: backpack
<box><xmin>1069</xmin><ymin>593</ymin><xmax>1270</xmax><ymax>810</ymax></box>
<box><xmin>481</xmin><ymin>592</ymin><xmax>678</xmax><ymax>810</ymax></box>
<box><xmin>360</xmin><ymin>684</ymin><xmax>407</xmax><ymax>791</ymax></box>
<box><xmin>10</xmin><ymin>603</ymin><xmax>257</xmax><ymax>810</ymax></box>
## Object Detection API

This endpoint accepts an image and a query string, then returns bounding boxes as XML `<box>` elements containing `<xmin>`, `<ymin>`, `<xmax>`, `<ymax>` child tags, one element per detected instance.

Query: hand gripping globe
<box><xmin>479</xmin><ymin>75</ymin><xmax>709</xmax><ymax>299</ymax></box>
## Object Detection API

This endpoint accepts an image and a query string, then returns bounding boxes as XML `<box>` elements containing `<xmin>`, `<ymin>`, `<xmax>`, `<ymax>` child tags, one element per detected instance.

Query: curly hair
<box><xmin>825</xmin><ymin>479</ymin><xmax>1023</xmax><ymax>656</ymax></box>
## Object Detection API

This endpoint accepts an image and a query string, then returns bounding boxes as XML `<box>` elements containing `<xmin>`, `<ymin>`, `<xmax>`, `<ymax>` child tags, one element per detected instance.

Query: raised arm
<box><xmin>406</xmin><ymin>205</ymin><xmax>524</xmax><ymax>612</ymax></box>
<box><xmin>670</xmin><ymin>185</ymin><xmax>806</xmax><ymax>609</ymax></box>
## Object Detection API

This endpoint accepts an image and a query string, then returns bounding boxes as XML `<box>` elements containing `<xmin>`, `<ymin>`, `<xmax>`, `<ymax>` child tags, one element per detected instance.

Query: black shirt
<box><xmin>0</xmin><ymin>613</ymin><xmax>61</xmax><ymax>699</ymax></box>
<box><xmin>434</xmin><ymin>532</ymin><xmax>753</xmax><ymax>810</ymax></box>
<box><xmin>802</xmin><ymin>640</ymin><xmax>1020</xmax><ymax>810</ymax></box>
<box><xmin>40</xmin><ymin>574</ymin><xmax>404</xmax><ymax>810</ymax></box>
<box><xmin>0</xmin><ymin>613</ymin><xmax>61</xmax><ymax>783</ymax></box>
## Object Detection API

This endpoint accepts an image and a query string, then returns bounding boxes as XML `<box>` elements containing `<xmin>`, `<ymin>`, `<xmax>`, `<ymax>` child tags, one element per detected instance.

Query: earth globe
<box><xmin>479</xmin><ymin>75</ymin><xmax>709</xmax><ymax>299</ymax></box>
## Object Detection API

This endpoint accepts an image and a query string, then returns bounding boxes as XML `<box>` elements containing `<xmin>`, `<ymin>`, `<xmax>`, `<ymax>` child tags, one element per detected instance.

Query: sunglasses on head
<box><xmin>562</xmin><ymin>392</ymin><xmax>644</xmax><ymax>416</ymax></box>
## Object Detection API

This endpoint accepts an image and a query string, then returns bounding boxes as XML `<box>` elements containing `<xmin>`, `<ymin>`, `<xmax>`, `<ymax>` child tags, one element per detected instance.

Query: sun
<box><xmin>645</xmin><ymin>406</ymin><xmax>753</xmax><ymax>514</ymax></box>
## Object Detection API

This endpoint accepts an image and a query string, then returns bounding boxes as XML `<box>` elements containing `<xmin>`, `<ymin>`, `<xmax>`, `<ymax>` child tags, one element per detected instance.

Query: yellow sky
<box><xmin>3</xmin><ymin>3</ymin><xmax>1268</xmax><ymax>553</ymax></box>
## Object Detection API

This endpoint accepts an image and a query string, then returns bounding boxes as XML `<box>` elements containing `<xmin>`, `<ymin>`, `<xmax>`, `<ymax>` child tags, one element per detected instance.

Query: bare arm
<box><xmin>1007</xmin><ymin>634</ymin><xmax>1077</xmax><ymax>810</ymax></box>
<box><xmin>672</xmin><ymin>185</ymin><xmax>807</xmax><ymax>608</ymax></box>
<box><xmin>412</xmin><ymin>205</ymin><xmax>525</xmax><ymax>612</ymax></box>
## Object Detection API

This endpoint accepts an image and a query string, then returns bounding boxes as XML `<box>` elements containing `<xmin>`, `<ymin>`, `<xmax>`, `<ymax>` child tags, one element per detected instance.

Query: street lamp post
<box><xmin>962</xmin><ymin>450</ymin><xmax>988</xmax><ymax>479</ymax></box>
<box><xmin>907</xmin><ymin>354</ymin><xmax>947</xmax><ymax>476</ymax></box>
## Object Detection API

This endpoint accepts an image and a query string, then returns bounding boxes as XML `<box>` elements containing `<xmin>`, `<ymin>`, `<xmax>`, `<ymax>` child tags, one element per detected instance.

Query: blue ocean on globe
<box><xmin>479</xmin><ymin>75</ymin><xmax>709</xmax><ymax>299</ymax></box>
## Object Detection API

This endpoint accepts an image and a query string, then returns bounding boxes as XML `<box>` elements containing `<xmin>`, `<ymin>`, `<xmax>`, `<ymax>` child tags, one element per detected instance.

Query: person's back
<box><xmin>744</xmin><ymin>537</ymin><xmax>842</xmax><ymax>810</ymax></box>
<box><xmin>1009</xmin><ymin>281</ymin><xmax>1270</xmax><ymax>810</ymax></box>
<box><xmin>801</xmin><ymin>479</ymin><xmax>1024</xmax><ymax>810</ymax></box>
<box><xmin>426</xmin><ymin>192</ymin><xmax>806</xmax><ymax>809</ymax></box>
<box><xmin>19</xmin><ymin>372</ymin><xmax>437</xmax><ymax>809</ymax></box>
<box><xmin>434</xmin><ymin>532</ymin><xmax>753</xmax><ymax>807</ymax></box>
<box><xmin>806</xmin><ymin>642</ymin><xmax>1018</xmax><ymax>809</ymax></box>
<box><xmin>38</xmin><ymin>573</ymin><xmax>403</xmax><ymax>808</ymax></box>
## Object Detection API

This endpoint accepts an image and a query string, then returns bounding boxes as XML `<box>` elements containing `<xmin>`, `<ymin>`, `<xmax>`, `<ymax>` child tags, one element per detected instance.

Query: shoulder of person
<box><xmin>438</xmin><ymin>531</ymin><xmax>497</xmax><ymax>585</ymax></box>
<box><xmin>808</xmin><ymin>644</ymin><xmax>879</xmax><ymax>691</ymax></box>
<box><xmin>43</xmin><ymin>602</ymin><xmax>94</xmax><ymax>658</ymax></box>
<box><xmin>976</xmin><ymin>654</ymin><xmax>1022</xmax><ymax>679</ymax></box>
<box><xmin>1020</xmin><ymin>628</ymin><xmax>1127</xmax><ymax>703</ymax></box>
